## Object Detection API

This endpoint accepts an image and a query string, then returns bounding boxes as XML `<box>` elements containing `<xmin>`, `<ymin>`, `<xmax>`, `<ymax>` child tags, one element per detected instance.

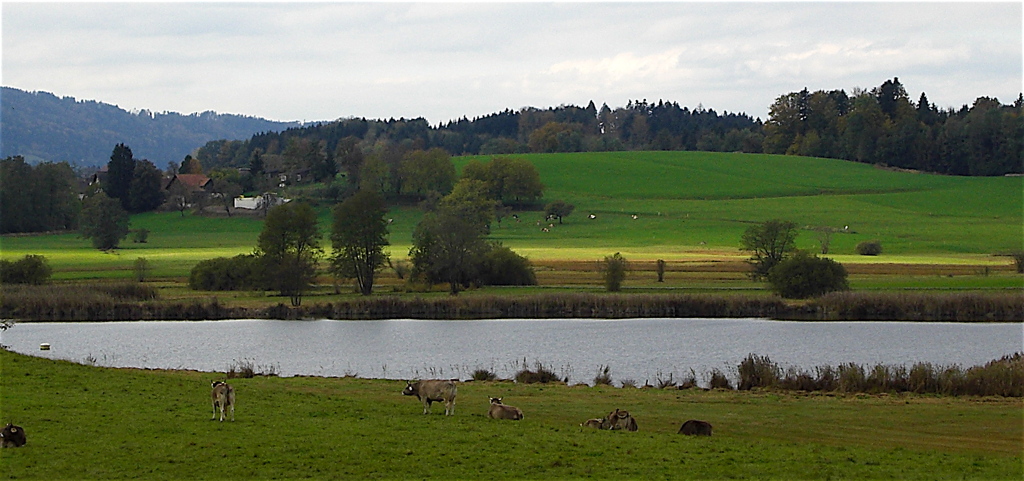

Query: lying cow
<box><xmin>487</xmin><ymin>397</ymin><xmax>524</xmax><ymax>420</ymax></box>
<box><xmin>1</xmin><ymin>423</ymin><xmax>26</xmax><ymax>448</ymax></box>
<box><xmin>210</xmin><ymin>381</ymin><xmax>235</xmax><ymax>422</ymax></box>
<box><xmin>403</xmin><ymin>379</ymin><xmax>457</xmax><ymax>415</ymax></box>
<box><xmin>605</xmin><ymin>408</ymin><xmax>638</xmax><ymax>431</ymax></box>
<box><xmin>678</xmin><ymin>419</ymin><xmax>713</xmax><ymax>436</ymax></box>
<box><xmin>582</xmin><ymin>409</ymin><xmax>638</xmax><ymax>431</ymax></box>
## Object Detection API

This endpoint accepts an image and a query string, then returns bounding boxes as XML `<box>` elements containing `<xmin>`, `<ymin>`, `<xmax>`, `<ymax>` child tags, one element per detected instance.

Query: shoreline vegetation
<box><xmin>1</xmin><ymin>283</ymin><xmax>1021</xmax><ymax>322</ymax></box>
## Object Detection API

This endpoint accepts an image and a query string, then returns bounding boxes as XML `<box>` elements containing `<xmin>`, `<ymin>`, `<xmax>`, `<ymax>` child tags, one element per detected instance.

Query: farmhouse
<box><xmin>164</xmin><ymin>173</ymin><xmax>211</xmax><ymax>193</ymax></box>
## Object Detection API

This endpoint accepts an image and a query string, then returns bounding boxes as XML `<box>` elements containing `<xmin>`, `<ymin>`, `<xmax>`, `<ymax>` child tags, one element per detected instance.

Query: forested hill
<box><xmin>0</xmin><ymin>87</ymin><xmax>300</xmax><ymax>168</ymax></box>
<box><xmin>195</xmin><ymin>78</ymin><xmax>1020</xmax><ymax>177</ymax></box>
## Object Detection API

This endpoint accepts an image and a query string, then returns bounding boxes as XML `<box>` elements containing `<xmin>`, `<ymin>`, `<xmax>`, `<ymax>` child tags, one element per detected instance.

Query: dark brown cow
<box><xmin>678</xmin><ymin>419</ymin><xmax>713</xmax><ymax>436</ymax></box>
<box><xmin>210</xmin><ymin>381</ymin><xmax>235</xmax><ymax>422</ymax></box>
<box><xmin>1</xmin><ymin>423</ymin><xmax>26</xmax><ymax>448</ymax></box>
<box><xmin>403</xmin><ymin>379</ymin><xmax>457</xmax><ymax>415</ymax></box>
<box><xmin>487</xmin><ymin>397</ymin><xmax>524</xmax><ymax>420</ymax></box>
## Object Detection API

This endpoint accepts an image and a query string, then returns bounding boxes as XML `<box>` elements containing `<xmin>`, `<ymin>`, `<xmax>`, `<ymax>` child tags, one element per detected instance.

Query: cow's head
<box><xmin>402</xmin><ymin>381</ymin><xmax>418</xmax><ymax>396</ymax></box>
<box><xmin>212</xmin><ymin>380</ymin><xmax>225</xmax><ymax>389</ymax></box>
<box><xmin>489</xmin><ymin>397</ymin><xmax>503</xmax><ymax>404</ymax></box>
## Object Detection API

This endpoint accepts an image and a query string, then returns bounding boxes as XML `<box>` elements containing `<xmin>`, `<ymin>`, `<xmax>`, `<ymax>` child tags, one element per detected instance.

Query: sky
<box><xmin>2</xmin><ymin>2</ymin><xmax>1021</xmax><ymax>125</ymax></box>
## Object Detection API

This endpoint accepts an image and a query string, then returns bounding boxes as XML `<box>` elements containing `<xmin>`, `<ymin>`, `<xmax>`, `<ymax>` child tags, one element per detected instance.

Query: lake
<box><xmin>2</xmin><ymin>319</ymin><xmax>1021</xmax><ymax>386</ymax></box>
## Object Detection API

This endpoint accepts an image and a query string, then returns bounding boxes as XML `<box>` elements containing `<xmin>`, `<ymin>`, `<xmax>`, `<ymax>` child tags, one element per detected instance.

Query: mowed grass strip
<box><xmin>1</xmin><ymin>349</ymin><xmax>1020</xmax><ymax>480</ymax></box>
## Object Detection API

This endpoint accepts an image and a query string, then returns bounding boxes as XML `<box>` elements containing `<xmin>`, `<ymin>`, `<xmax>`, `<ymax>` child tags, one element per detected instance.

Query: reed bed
<box><xmin>1</xmin><ymin>286</ymin><xmax>1020</xmax><ymax>321</ymax></box>
<box><xmin>736</xmin><ymin>353</ymin><xmax>1024</xmax><ymax>397</ymax></box>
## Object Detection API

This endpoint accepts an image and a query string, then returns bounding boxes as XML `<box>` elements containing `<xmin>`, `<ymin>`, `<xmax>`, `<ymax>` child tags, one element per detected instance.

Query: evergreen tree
<box><xmin>104</xmin><ymin>143</ymin><xmax>136</xmax><ymax>211</ymax></box>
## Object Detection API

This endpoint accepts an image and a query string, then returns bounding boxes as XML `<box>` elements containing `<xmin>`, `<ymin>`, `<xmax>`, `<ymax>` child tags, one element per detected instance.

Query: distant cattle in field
<box><xmin>582</xmin><ymin>409</ymin><xmax>638</xmax><ymax>431</ymax></box>
<box><xmin>487</xmin><ymin>397</ymin><xmax>524</xmax><ymax>420</ymax></box>
<box><xmin>604</xmin><ymin>408</ymin><xmax>638</xmax><ymax>431</ymax></box>
<box><xmin>403</xmin><ymin>380</ymin><xmax>457</xmax><ymax>415</ymax></box>
<box><xmin>1</xmin><ymin>423</ymin><xmax>26</xmax><ymax>448</ymax></box>
<box><xmin>210</xmin><ymin>381</ymin><xmax>235</xmax><ymax>422</ymax></box>
<box><xmin>678</xmin><ymin>419</ymin><xmax>713</xmax><ymax>436</ymax></box>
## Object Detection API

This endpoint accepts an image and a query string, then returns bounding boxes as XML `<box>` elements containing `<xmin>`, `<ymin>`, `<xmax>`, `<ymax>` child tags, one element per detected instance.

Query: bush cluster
<box><xmin>514</xmin><ymin>362</ymin><xmax>561</xmax><ymax>384</ymax></box>
<box><xmin>0</xmin><ymin>255</ymin><xmax>52</xmax><ymax>285</ymax></box>
<box><xmin>766</xmin><ymin>251</ymin><xmax>848</xmax><ymax>299</ymax></box>
<box><xmin>477</xmin><ymin>243</ymin><xmax>537</xmax><ymax>286</ymax></box>
<box><xmin>856</xmin><ymin>240</ymin><xmax>883</xmax><ymax>256</ymax></box>
<box><xmin>188</xmin><ymin>255</ymin><xmax>264</xmax><ymax>291</ymax></box>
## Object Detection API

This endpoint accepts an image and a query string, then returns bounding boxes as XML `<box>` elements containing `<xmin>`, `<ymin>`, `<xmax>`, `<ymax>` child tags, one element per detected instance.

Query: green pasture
<box><xmin>1</xmin><ymin>151</ymin><xmax>1021</xmax><ymax>282</ymax></box>
<box><xmin>0</xmin><ymin>349</ymin><xmax>1020</xmax><ymax>480</ymax></box>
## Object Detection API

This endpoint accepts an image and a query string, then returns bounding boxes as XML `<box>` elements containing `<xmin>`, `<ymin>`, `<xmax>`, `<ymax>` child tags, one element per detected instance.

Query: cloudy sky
<box><xmin>2</xmin><ymin>2</ymin><xmax>1021</xmax><ymax>124</ymax></box>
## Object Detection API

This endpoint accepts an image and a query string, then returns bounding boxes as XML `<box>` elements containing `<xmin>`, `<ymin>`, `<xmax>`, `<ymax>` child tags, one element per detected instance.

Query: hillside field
<box><xmin>1</xmin><ymin>151</ymin><xmax>1021</xmax><ymax>292</ymax></box>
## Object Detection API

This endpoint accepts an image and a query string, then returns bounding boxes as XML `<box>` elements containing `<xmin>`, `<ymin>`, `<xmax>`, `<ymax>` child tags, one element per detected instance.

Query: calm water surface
<box><xmin>2</xmin><ymin>319</ymin><xmax>1021</xmax><ymax>385</ymax></box>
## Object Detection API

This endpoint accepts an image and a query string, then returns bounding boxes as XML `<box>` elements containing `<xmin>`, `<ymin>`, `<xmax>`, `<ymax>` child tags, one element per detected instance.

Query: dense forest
<box><xmin>195</xmin><ymin>78</ymin><xmax>1021</xmax><ymax>177</ymax></box>
<box><xmin>0</xmin><ymin>87</ymin><xmax>300</xmax><ymax>169</ymax></box>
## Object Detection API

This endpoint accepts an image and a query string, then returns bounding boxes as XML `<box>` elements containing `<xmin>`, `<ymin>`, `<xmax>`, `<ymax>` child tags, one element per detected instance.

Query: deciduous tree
<box><xmin>80</xmin><ymin>191</ymin><xmax>130</xmax><ymax>251</ymax></box>
<box><xmin>741</xmin><ymin>219</ymin><xmax>798</xmax><ymax>280</ymax></box>
<box><xmin>255</xmin><ymin>202</ymin><xmax>323</xmax><ymax>306</ymax></box>
<box><xmin>330</xmin><ymin>190</ymin><xmax>390</xmax><ymax>295</ymax></box>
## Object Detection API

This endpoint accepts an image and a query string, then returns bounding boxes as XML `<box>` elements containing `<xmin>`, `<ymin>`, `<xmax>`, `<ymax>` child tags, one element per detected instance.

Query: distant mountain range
<box><xmin>0</xmin><ymin>87</ymin><xmax>301</xmax><ymax>169</ymax></box>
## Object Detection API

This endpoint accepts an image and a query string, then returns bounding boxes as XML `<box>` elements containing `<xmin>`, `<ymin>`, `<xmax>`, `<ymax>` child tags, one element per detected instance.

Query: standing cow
<box><xmin>487</xmin><ymin>397</ymin><xmax>524</xmax><ymax>420</ymax></box>
<box><xmin>210</xmin><ymin>381</ymin><xmax>235</xmax><ymax>422</ymax></box>
<box><xmin>1</xmin><ymin>423</ymin><xmax>26</xmax><ymax>447</ymax></box>
<box><xmin>403</xmin><ymin>379</ymin><xmax>457</xmax><ymax>415</ymax></box>
<box><xmin>678</xmin><ymin>419</ymin><xmax>713</xmax><ymax>436</ymax></box>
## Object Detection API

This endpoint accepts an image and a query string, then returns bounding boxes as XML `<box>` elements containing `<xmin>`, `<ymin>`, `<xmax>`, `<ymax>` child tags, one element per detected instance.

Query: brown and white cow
<box><xmin>604</xmin><ymin>408</ymin><xmax>638</xmax><ymax>431</ymax></box>
<box><xmin>403</xmin><ymin>379</ymin><xmax>457</xmax><ymax>415</ymax></box>
<box><xmin>487</xmin><ymin>397</ymin><xmax>524</xmax><ymax>420</ymax></box>
<box><xmin>678</xmin><ymin>419</ymin><xmax>713</xmax><ymax>436</ymax></box>
<box><xmin>1</xmin><ymin>423</ymin><xmax>26</xmax><ymax>448</ymax></box>
<box><xmin>580</xmin><ymin>418</ymin><xmax>605</xmax><ymax>429</ymax></box>
<box><xmin>210</xmin><ymin>381</ymin><xmax>235</xmax><ymax>422</ymax></box>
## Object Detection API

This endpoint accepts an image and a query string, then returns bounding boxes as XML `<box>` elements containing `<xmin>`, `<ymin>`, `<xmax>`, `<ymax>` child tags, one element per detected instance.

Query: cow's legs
<box><xmin>422</xmin><ymin>399</ymin><xmax>432</xmax><ymax>415</ymax></box>
<box><xmin>445</xmin><ymin>400</ymin><xmax>454</xmax><ymax>416</ymax></box>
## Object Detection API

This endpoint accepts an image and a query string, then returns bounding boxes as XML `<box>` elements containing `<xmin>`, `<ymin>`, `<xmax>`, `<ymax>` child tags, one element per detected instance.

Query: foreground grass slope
<box><xmin>1</xmin><ymin>151</ymin><xmax>1020</xmax><ymax>282</ymax></box>
<box><xmin>0</xmin><ymin>349</ymin><xmax>1020</xmax><ymax>479</ymax></box>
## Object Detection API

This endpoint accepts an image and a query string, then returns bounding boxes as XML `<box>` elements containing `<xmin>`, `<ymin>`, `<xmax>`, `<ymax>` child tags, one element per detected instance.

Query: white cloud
<box><xmin>2</xmin><ymin>2</ymin><xmax>1020</xmax><ymax>123</ymax></box>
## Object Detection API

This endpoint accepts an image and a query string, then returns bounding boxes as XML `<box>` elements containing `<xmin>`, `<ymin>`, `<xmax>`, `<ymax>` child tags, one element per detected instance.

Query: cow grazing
<box><xmin>487</xmin><ymin>397</ymin><xmax>524</xmax><ymax>420</ymax></box>
<box><xmin>604</xmin><ymin>408</ymin><xmax>638</xmax><ymax>431</ymax></box>
<box><xmin>678</xmin><ymin>419</ymin><xmax>713</xmax><ymax>436</ymax></box>
<box><xmin>403</xmin><ymin>380</ymin><xmax>457</xmax><ymax>415</ymax></box>
<box><xmin>1</xmin><ymin>423</ymin><xmax>26</xmax><ymax>448</ymax></box>
<box><xmin>210</xmin><ymin>381</ymin><xmax>235</xmax><ymax>422</ymax></box>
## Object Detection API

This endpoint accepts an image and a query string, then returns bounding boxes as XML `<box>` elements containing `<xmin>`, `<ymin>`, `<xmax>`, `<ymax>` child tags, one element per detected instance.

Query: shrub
<box><xmin>515</xmin><ymin>362</ymin><xmax>560</xmax><ymax>384</ymax></box>
<box><xmin>593</xmin><ymin>365</ymin><xmax>613</xmax><ymax>386</ymax></box>
<box><xmin>767</xmin><ymin>250</ymin><xmax>849</xmax><ymax>299</ymax></box>
<box><xmin>601</xmin><ymin>252</ymin><xmax>629</xmax><ymax>292</ymax></box>
<box><xmin>856</xmin><ymin>240</ymin><xmax>883</xmax><ymax>256</ymax></box>
<box><xmin>708</xmin><ymin>368</ymin><xmax>733</xmax><ymax>390</ymax></box>
<box><xmin>477</xmin><ymin>242</ymin><xmax>537</xmax><ymax>286</ymax></box>
<box><xmin>0</xmin><ymin>255</ymin><xmax>52</xmax><ymax>285</ymax></box>
<box><xmin>189</xmin><ymin>255</ymin><xmax>263</xmax><ymax>291</ymax></box>
<box><xmin>471</xmin><ymin>368</ymin><xmax>497</xmax><ymax>381</ymax></box>
<box><xmin>1010</xmin><ymin>251</ymin><xmax>1024</xmax><ymax>273</ymax></box>
<box><xmin>132</xmin><ymin>228</ymin><xmax>150</xmax><ymax>243</ymax></box>
<box><xmin>738</xmin><ymin>354</ymin><xmax>781</xmax><ymax>390</ymax></box>
<box><xmin>133</xmin><ymin>257</ymin><xmax>150</xmax><ymax>283</ymax></box>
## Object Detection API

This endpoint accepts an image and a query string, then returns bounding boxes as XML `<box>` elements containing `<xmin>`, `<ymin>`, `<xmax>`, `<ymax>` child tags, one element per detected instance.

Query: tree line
<box><xmin>763</xmin><ymin>78</ymin><xmax>1023</xmax><ymax>176</ymax></box>
<box><xmin>194</xmin><ymin>78</ymin><xmax>1020</xmax><ymax>177</ymax></box>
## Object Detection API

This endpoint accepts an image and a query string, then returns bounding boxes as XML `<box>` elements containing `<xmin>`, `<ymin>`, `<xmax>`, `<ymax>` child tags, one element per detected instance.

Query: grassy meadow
<box><xmin>1</xmin><ymin>151</ymin><xmax>1021</xmax><ymax>293</ymax></box>
<box><xmin>1</xmin><ymin>349</ymin><xmax>1021</xmax><ymax>480</ymax></box>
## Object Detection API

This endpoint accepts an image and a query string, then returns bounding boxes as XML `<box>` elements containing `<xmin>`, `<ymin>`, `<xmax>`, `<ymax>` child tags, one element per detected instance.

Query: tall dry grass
<box><xmin>736</xmin><ymin>353</ymin><xmax>1023</xmax><ymax>397</ymax></box>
